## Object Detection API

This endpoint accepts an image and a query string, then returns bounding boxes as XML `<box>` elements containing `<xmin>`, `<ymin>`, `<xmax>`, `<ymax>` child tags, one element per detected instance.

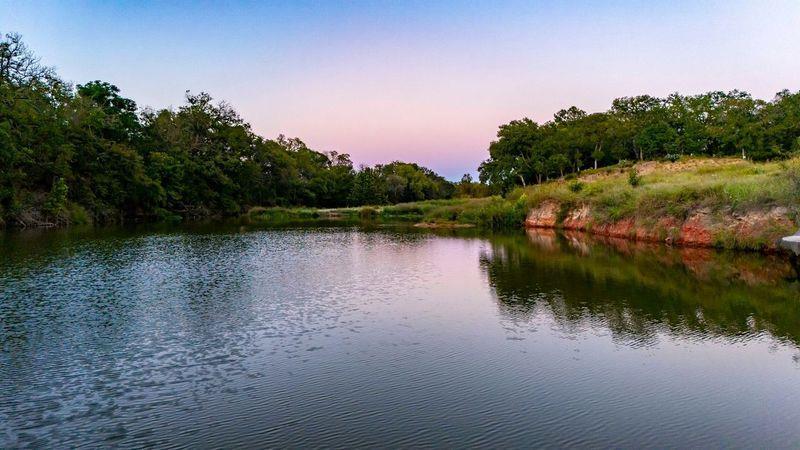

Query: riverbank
<box><xmin>519</xmin><ymin>157</ymin><xmax>800</xmax><ymax>252</ymax></box>
<box><xmin>247</xmin><ymin>157</ymin><xmax>800</xmax><ymax>252</ymax></box>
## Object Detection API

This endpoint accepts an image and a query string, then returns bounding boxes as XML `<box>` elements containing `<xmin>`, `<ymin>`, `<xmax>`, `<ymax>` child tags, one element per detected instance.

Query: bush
<box><xmin>43</xmin><ymin>178</ymin><xmax>69</xmax><ymax>217</ymax></box>
<box><xmin>628</xmin><ymin>169</ymin><xmax>642</xmax><ymax>187</ymax></box>
<box><xmin>663</xmin><ymin>153</ymin><xmax>680</xmax><ymax>163</ymax></box>
<box><xmin>568</xmin><ymin>181</ymin><xmax>585</xmax><ymax>193</ymax></box>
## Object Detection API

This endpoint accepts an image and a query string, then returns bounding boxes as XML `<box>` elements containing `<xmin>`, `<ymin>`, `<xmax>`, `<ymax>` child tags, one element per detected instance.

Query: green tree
<box><xmin>349</xmin><ymin>166</ymin><xmax>386</xmax><ymax>206</ymax></box>
<box><xmin>479</xmin><ymin>118</ymin><xmax>541</xmax><ymax>191</ymax></box>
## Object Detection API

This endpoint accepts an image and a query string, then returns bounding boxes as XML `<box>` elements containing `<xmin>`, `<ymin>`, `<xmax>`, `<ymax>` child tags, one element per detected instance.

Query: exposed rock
<box><xmin>678</xmin><ymin>209</ymin><xmax>715</xmax><ymax>247</ymax></box>
<box><xmin>562</xmin><ymin>204</ymin><xmax>591</xmax><ymax>230</ymax></box>
<box><xmin>525</xmin><ymin>201</ymin><xmax>560</xmax><ymax>228</ymax></box>
<box><xmin>781</xmin><ymin>233</ymin><xmax>800</xmax><ymax>255</ymax></box>
<box><xmin>594</xmin><ymin>218</ymin><xmax>636</xmax><ymax>239</ymax></box>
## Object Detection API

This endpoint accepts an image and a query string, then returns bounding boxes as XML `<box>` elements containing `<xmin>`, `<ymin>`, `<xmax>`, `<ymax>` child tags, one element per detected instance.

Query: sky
<box><xmin>2</xmin><ymin>0</ymin><xmax>799</xmax><ymax>179</ymax></box>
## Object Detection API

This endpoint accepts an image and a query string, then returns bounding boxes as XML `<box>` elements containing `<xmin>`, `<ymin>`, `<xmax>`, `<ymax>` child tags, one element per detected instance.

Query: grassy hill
<box><xmin>517</xmin><ymin>157</ymin><xmax>800</xmax><ymax>223</ymax></box>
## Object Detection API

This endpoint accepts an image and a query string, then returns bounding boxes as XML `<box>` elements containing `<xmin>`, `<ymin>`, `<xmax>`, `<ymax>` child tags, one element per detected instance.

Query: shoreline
<box><xmin>5</xmin><ymin>202</ymin><xmax>797</xmax><ymax>255</ymax></box>
<box><xmin>524</xmin><ymin>200</ymin><xmax>797</xmax><ymax>254</ymax></box>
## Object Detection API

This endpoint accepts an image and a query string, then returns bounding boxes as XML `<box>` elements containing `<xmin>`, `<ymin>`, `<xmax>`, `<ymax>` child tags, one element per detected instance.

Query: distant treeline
<box><xmin>479</xmin><ymin>89</ymin><xmax>800</xmax><ymax>192</ymax></box>
<box><xmin>1</xmin><ymin>33</ymin><xmax>469</xmax><ymax>226</ymax></box>
<box><xmin>5</xmin><ymin>31</ymin><xmax>800</xmax><ymax>227</ymax></box>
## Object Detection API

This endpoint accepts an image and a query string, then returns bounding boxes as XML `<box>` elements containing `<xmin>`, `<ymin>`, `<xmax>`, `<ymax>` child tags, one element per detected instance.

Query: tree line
<box><xmin>0</xmin><ymin>33</ymin><xmax>458</xmax><ymax>226</ymax></box>
<box><xmin>5</xmin><ymin>30</ymin><xmax>799</xmax><ymax>226</ymax></box>
<box><xmin>479</xmin><ymin>89</ymin><xmax>800</xmax><ymax>193</ymax></box>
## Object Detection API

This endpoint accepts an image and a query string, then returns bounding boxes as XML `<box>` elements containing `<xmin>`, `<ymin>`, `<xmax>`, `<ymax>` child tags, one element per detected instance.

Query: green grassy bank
<box><xmin>514</xmin><ymin>156</ymin><xmax>800</xmax><ymax>223</ymax></box>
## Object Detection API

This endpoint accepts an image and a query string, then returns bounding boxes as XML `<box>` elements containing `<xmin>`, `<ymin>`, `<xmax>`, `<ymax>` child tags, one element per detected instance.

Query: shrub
<box><xmin>628</xmin><ymin>169</ymin><xmax>642</xmax><ymax>187</ymax></box>
<box><xmin>568</xmin><ymin>181</ymin><xmax>585</xmax><ymax>193</ymax></box>
<box><xmin>663</xmin><ymin>153</ymin><xmax>680</xmax><ymax>163</ymax></box>
<box><xmin>43</xmin><ymin>177</ymin><xmax>69</xmax><ymax>217</ymax></box>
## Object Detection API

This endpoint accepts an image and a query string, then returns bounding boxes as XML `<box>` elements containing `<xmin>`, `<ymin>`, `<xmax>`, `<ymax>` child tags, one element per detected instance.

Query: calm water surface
<box><xmin>1</xmin><ymin>224</ymin><xmax>800</xmax><ymax>448</ymax></box>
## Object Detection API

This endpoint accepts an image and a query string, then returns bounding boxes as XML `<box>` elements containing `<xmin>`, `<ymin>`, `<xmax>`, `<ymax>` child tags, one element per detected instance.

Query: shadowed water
<box><xmin>1</xmin><ymin>224</ymin><xmax>799</xmax><ymax>448</ymax></box>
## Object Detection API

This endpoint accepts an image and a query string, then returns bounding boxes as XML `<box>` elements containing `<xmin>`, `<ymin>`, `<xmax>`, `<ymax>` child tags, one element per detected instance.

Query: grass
<box><xmin>247</xmin><ymin>206</ymin><xmax>325</xmax><ymax>223</ymax></box>
<box><xmin>379</xmin><ymin>196</ymin><xmax>529</xmax><ymax>230</ymax></box>
<box><xmin>247</xmin><ymin>196</ymin><xmax>529</xmax><ymax>230</ymax></box>
<box><xmin>513</xmin><ymin>156</ymin><xmax>800</xmax><ymax>224</ymax></box>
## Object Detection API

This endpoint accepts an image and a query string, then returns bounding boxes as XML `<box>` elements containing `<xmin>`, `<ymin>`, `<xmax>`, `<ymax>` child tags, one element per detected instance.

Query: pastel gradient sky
<box><xmin>3</xmin><ymin>0</ymin><xmax>799</xmax><ymax>178</ymax></box>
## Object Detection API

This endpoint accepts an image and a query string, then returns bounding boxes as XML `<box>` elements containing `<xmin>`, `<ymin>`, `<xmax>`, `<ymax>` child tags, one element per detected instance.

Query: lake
<box><xmin>2</xmin><ymin>224</ymin><xmax>800</xmax><ymax>448</ymax></box>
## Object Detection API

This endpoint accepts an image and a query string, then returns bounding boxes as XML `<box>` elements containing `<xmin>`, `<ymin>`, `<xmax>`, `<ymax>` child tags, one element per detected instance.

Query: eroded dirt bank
<box><xmin>525</xmin><ymin>201</ymin><xmax>797</xmax><ymax>252</ymax></box>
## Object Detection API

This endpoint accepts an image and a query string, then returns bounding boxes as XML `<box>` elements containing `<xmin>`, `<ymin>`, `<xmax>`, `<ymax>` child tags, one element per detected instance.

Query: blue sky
<box><xmin>3</xmin><ymin>0</ymin><xmax>799</xmax><ymax>178</ymax></box>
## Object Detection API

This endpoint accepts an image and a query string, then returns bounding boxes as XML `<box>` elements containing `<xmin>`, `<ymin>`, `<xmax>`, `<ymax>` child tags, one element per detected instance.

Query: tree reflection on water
<box><xmin>481</xmin><ymin>229</ymin><xmax>800</xmax><ymax>348</ymax></box>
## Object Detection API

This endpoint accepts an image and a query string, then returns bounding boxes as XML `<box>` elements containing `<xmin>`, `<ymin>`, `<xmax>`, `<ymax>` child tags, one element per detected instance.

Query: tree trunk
<box><xmin>518</xmin><ymin>174</ymin><xmax>526</xmax><ymax>187</ymax></box>
<box><xmin>594</xmin><ymin>159</ymin><xmax>598</xmax><ymax>170</ymax></box>
<box><xmin>741</xmin><ymin>147</ymin><xmax>746</xmax><ymax>159</ymax></box>
<box><xmin>633</xmin><ymin>141</ymin><xmax>642</xmax><ymax>161</ymax></box>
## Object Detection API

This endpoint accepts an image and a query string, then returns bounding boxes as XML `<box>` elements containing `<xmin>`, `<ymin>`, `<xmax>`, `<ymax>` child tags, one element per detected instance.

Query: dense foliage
<box><xmin>0</xmin><ymin>33</ymin><xmax>456</xmax><ymax>226</ymax></box>
<box><xmin>480</xmin><ymin>91</ymin><xmax>800</xmax><ymax>193</ymax></box>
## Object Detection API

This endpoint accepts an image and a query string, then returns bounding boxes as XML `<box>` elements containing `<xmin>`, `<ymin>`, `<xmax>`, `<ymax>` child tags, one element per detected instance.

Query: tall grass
<box><xmin>382</xmin><ymin>197</ymin><xmax>527</xmax><ymax>229</ymax></box>
<box><xmin>247</xmin><ymin>197</ymin><xmax>529</xmax><ymax>230</ymax></box>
